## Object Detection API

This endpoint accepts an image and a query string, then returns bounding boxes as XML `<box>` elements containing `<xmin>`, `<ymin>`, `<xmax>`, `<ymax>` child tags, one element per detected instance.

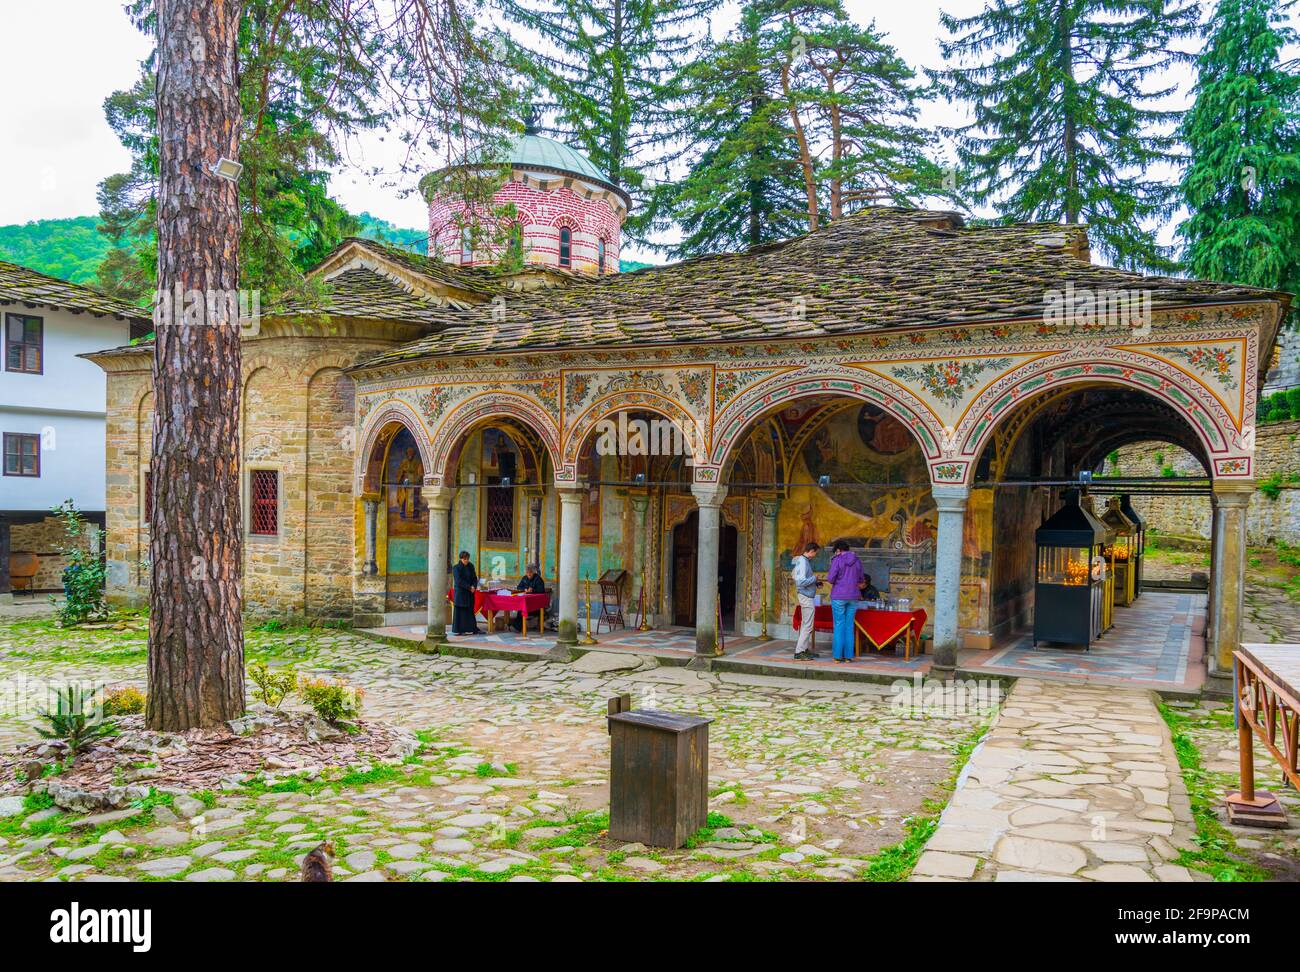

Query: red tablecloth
<box><xmin>855</xmin><ymin>608</ymin><xmax>927</xmax><ymax>651</ymax></box>
<box><xmin>482</xmin><ymin>591</ymin><xmax>550</xmax><ymax>616</ymax></box>
<box><xmin>791</xmin><ymin>603</ymin><xmax>834</xmax><ymax>632</ymax></box>
<box><xmin>446</xmin><ymin>589</ymin><xmax>550</xmax><ymax>618</ymax></box>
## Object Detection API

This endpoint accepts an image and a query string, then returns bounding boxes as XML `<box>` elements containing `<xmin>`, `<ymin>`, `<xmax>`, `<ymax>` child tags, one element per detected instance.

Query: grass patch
<box><xmin>1158</xmin><ymin>702</ymin><xmax>1269</xmax><ymax>882</ymax></box>
<box><xmin>858</xmin><ymin>718</ymin><xmax>991</xmax><ymax>882</ymax></box>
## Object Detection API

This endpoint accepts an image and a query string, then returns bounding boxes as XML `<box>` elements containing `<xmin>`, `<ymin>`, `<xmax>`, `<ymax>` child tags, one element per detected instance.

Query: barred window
<box><xmin>484</xmin><ymin>478</ymin><xmax>514</xmax><ymax>544</ymax></box>
<box><xmin>144</xmin><ymin>469</ymin><xmax>152</xmax><ymax>521</ymax></box>
<box><xmin>558</xmin><ymin>227</ymin><xmax>572</xmax><ymax>268</ymax></box>
<box><xmin>250</xmin><ymin>469</ymin><xmax>279</xmax><ymax>536</ymax></box>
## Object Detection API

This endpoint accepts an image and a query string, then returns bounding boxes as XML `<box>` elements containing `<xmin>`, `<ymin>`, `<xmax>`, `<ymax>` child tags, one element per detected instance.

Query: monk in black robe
<box><xmin>509</xmin><ymin>564</ymin><xmax>547</xmax><ymax>631</ymax></box>
<box><xmin>451</xmin><ymin>551</ymin><xmax>480</xmax><ymax>635</ymax></box>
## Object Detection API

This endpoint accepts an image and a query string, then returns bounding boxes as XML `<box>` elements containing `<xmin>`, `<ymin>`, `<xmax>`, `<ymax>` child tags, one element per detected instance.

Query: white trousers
<box><xmin>795</xmin><ymin>593</ymin><xmax>816</xmax><ymax>655</ymax></box>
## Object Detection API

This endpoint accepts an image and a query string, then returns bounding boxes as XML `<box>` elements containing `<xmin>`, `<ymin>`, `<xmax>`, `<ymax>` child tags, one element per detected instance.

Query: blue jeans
<box><xmin>831</xmin><ymin>599</ymin><xmax>856</xmax><ymax>659</ymax></box>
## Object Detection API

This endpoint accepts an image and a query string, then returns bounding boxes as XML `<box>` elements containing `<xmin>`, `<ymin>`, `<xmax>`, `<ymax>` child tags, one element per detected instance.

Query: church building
<box><xmin>86</xmin><ymin>126</ymin><xmax>1290</xmax><ymax>689</ymax></box>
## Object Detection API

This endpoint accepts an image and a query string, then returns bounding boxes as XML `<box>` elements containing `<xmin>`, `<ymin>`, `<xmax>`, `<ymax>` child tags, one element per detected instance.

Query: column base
<box><xmin>546</xmin><ymin>643</ymin><xmax>574</xmax><ymax>662</ymax></box>
<box><xmin>685</xmin><ymin>654</ymin><xmax>714</xmax><ymax>672</ymax></box>
<box><xmin>929</xmin><ymin>663</ymin><xmax>956</xmax><ymax>682</ymax></box>
<box><xmin>420</xmin><ymin>636</ymin><xmax>445</xmax><ymax>655</ymax></box>
<box><xmin>1203</xmin><ymin>670</ymin><xmax>1234</xmax><ymax>700</ymax></box>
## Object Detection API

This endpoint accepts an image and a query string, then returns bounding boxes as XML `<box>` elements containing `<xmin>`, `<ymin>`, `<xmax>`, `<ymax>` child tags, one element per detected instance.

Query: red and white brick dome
<box><xmin>428</xmin><ymin>127</ymin><xmax>630</xmax><ymax>275</ymax></box>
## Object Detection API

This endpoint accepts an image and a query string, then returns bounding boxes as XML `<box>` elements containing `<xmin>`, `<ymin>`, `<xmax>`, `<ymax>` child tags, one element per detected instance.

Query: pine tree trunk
<box><xmin>147</xmin><ymin>0</ymin><xmax>245</xmax><ymax>731</ymax></box>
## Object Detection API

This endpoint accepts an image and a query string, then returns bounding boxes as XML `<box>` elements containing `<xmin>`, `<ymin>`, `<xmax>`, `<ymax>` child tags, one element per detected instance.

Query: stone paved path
<box><xmin>912</xmin><ymin>679</ymin><xmax>1203</xmax><ymax>882</ymax></box>
<box><xmin>0</xmin><ymin>621</ymin><xmax>992</xmax><ymax>882</ymax></box>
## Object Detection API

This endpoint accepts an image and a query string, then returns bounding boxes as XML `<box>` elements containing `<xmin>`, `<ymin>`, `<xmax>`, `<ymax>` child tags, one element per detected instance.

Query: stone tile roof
<box><xmin>359</xmin><ymin>208</ymin><xmax>1288</xmax><ymax>366</ymax></box>
<box><xmin>276</xmin><ymin>266</ymin><xmax>472</xmax><ymax>326</ymax></box>
<box><xmin>0</xmin><ymin>259</ymin><xmax>150</xmax><ymax>328</ymax></box>
<box><xmin>316</xmin><ymin>237</ymin><xmax>508</xmax><ymax>297</ymax></box>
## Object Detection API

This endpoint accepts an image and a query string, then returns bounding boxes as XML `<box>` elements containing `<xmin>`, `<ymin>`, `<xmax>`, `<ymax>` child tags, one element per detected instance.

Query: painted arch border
<box><xmin>952</xmin><ymin>346</ymin><xmax>1253</xmax><ymax>485</ymax></box>
<box><xmin>706</xmin><ymin>364</ymin><xmax>949</xmax><ymax>485</ymax></box>
<box><xmin>355</xmin><ymin>398</ymin><xmax>435</xmax><ymax>494</ymax></box>
<box><xmin>560</xmin><ymin>390</ymin><xmax>709</xmax><ymax>483</ymax></box>
<box><xmin>426</xmin><ymin>389</ymin><xmax>562</xmax><ymax>487</ymax></box>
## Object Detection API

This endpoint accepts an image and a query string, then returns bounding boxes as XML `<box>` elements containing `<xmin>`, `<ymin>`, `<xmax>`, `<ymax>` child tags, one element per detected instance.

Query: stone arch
<box><xmin>426</xmin><ymin>391</ymin><xmax>561</xmax><ymax>487</ymax></box>
<box><xmin>955</xmin><ymin>349</ymin><xmax>1249</xmax><ymax>485</ymax></box>
<box><xmin>561</xmin><ymin>391</ymin><xmax>708</xmax><ymax>483</ymax></box>
<box><xmin>709</xmin><ymin>364</ymin><xmax>946</xmax><ymax>484</ymax></box>
<box><xmin>355</xmin><ymin>399</ymin><xmax>433</xmax><ymax>493</ymax></box>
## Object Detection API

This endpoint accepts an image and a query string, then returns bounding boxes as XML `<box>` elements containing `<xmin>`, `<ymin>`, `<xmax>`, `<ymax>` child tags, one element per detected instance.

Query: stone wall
<box><xmin>8</xmin><ymin>516</ymin><xmax>97</xmax><ymax>592</ymax></box>
<box><xmin>1103</xmin><ymin>420</ymin><xmax>1300</xmax><ymax>545</ymax></box>
<box><xmin>96</xmin><ymin>325</ymin><xmax>411</xmax><ymax>621</ymax></box>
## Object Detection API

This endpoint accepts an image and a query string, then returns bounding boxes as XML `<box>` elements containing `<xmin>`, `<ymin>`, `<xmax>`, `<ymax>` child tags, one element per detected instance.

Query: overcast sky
<box><xmin>2</xmin><ymin>0</ymin><xmax>1295</xmax><ymax>263</ymax></box>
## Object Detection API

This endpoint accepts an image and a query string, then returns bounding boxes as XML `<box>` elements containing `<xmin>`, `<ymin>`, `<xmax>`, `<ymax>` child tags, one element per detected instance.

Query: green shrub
<box><xmin>298</xmin><ymin>676</ymin><xmax>363</xmax><ymax>724</ymax></box>
<box><xmin>1258</xmin><ymin>472</ymin><xmax>1284</xmax><ymax>500</ymax></box>
<box><xmin>101</xmin><ymin>686</ymin><xmax>146</xmax><ymax>716</ymax></box>
<box><xmin>37</xmin><ymin>685</ymin><xmax>116</xmax><ymax>759</ymax></box>
<box><xmin>249</xmin><ymin>660</ymin><xmax>296</xmax><ymax>708</ymax></box>
<box><xmin>50</xmin><ymin>500</ymin><xmax>107</xmax><ymax>625</ymax></box>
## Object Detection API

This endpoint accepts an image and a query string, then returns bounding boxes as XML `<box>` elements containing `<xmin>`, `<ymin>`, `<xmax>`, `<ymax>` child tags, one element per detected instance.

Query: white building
<box><xmin>0</xmin><ymin>261</ymin><xmax>148</xmax><ymax>598</ymax></box>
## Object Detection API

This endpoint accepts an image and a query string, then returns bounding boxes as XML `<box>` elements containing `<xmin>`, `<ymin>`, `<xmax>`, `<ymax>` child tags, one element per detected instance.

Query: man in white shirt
<box><xmin>791</xmin><ymin>542</ymin><xmax>822</xmax><ymax>660</ymax></box>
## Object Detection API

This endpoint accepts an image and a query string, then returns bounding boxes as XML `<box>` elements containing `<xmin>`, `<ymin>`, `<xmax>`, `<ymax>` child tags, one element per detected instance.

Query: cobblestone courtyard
<box><xmin>0</xmin><ymin>618</ymin><xmax>992</xmax><ymax>882</ymax></box>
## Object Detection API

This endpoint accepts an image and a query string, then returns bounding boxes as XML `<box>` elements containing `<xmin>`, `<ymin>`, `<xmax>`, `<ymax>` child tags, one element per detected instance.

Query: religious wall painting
<box><xmin>778</xmin><ymin>404</ymin><xmax>937</xmax><ymax>575</ymax></box>
<box><xmin>382</xmin><ymin>425</ymin><xmax>429</xmax><ymax>610</ymax></box>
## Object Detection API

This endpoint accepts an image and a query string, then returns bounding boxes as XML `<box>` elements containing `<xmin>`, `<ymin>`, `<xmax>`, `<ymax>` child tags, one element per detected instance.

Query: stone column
<box><xmin>690</xmin><ymin>484</ymin><xmax>729</xmax><ymax>665</ymax></box>
<box><xmin>363</xmin><ymin>498</ymin><xmax>379</xmax><ymax>574</ymax></box>
<box><xmin>759</xmin><ymin>498</ymin><xmax>780</xmax><ymax>634</ymax></box>
<box><xmin>1208</xmin><ymin>482</ymin><xmax>1252</xmax><ymax>680</ymax></box>
<box><xmin>630</xmin><ymin>493</ymin><xmax>650</xmax><ymax>620</ymax></box>
<box><xmin>423</xmin><ymin>485</ymin><xmax>454</xmax><ymax>648</ymax></box>
<box><xmin>554</xmin><ymin>486</ymin><xmax>584</xmax><ymax>659</ymax></box>
<box><xmin>931</xmin><ymin>484</ymin><xmax>969</xmax><ymax>679</ymax></box>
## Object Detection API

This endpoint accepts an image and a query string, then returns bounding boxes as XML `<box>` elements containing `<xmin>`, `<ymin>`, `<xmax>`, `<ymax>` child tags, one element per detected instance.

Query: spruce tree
<box><xmin>653</xmin><ymin>3</ymin><xmax>808</xmax><ymax>254</ymax></box>
<box><xmin>500</xmin><ymin>0</ymin><xmax>719</xmax><ymax>239</ymax></box>
<box><xmin>1177</xmin><ymin>0</ymin><xmax>1300</xmax><ymax>299</ymax></box>
<box><xmin>933</xmin><ymin>0</ymin><xmax>1198</xmax><ymax>270</ymax></box>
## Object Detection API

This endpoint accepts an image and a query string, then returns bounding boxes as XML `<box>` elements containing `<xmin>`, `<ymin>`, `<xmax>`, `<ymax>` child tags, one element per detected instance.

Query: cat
<box><xmin>300</xmin><ymin>840</ymin><xmax>334</xmax><ymax>882</ymax></box>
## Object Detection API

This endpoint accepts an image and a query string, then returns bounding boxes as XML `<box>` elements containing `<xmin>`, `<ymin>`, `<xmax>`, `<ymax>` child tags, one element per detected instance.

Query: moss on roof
<box><xmin>0</xmin><ymin>259</ymin><xmax>150</xmax><ymax>327</ymax></box>
<box><xmin>356</xmin><ymin>208</ymin><xmax>1286</xmax><ymax>366</ymax></box>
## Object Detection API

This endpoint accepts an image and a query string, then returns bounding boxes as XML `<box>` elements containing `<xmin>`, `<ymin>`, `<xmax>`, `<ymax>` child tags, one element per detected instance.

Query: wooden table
<box><xmin>1228</xmin><ymin>643</ymin><xmax>1300</xmax><ymax>826</ymax></box>
<box><xmin>482</xmin><ymin>591</ymin><xmax>551</xmax><ymax>636</ymax></box>
<box><xmin>854</xmin><ymin>608</ymin><xmax>928</xmax><ymax>660</ymax></box>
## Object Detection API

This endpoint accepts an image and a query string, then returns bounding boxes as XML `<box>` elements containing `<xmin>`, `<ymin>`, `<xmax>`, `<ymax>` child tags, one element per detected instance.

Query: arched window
<box><xmin>460</xmin><ymin>225</ymin><xmax>472</xmax><ymax>265</ymax></box>
<box><xmin>558</xmin><ymin>227</ymin><xmax>572</xmax><ymax>268</ymax></box>
<box><xmin>597</xmin><ymin>238</ymin><xmax>606</xmax><ymax>274</ymax></box>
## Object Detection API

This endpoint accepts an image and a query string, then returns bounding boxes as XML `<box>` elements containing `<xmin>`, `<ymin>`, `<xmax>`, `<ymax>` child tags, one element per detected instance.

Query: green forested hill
<box><xmin>0</xmin><ymin>213</ymin><xmax>652</xmax><ymax>281</ymax></box>
<box><xmin>0</xmin><ymin>216</ymin><xmax>110</xmax><ymax>284</ymax></box>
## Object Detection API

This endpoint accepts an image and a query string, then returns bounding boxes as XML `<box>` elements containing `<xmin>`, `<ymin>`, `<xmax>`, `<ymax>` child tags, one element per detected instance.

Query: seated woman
<box><xmin>859</xmin><ymin>573</ymin><xmax>880</xmax><ymax>601</ymax></box>
<box><xmin>509</xmin><ymin>563</ymin><xmax>547</xmax><ymax>631</ymax></box>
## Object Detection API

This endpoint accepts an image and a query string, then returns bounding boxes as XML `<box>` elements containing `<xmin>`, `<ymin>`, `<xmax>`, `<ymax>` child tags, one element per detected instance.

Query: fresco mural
<box><xmin>788</xmin><ymin>403</ymin><xmax>936</xmax><ymax>573</ymax></box>
<box><xmin>384</xmin><ymin>426</ymin><xmax>428</xmax><ymax>610</ymax></box>
<box><xmin>758</xmin><ymin>402</ymin><xmax>994</xmax><ymax>641</ymax></box>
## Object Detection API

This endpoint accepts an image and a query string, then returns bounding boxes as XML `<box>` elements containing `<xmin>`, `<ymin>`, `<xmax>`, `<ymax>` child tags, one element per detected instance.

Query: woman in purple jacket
<box><xmin>826</xmin><ymin>539</ymin><xmax>865</xmax><ymax>662</ymax></box>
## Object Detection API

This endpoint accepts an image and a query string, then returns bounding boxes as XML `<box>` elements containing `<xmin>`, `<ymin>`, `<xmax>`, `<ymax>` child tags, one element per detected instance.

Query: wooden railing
<box><xmin>1229</xmin><ymin>645</ymin><xmax>1300</xmax><ymax>825</ymax></box>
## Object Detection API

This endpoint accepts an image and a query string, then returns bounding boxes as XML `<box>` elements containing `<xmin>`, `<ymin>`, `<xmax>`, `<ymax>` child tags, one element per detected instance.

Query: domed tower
<box><xmin>428</xmin><ymin>109</ymin><xmax>630</xmax><ymax>275</ymax></box>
